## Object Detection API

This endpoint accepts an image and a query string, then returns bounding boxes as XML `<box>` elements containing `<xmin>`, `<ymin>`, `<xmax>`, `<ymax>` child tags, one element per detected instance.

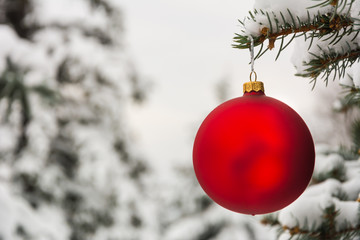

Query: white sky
<box><xmin>120</xmin><ymin>0</ymin><xmax>340</xmax><ymax>170</ymax></box>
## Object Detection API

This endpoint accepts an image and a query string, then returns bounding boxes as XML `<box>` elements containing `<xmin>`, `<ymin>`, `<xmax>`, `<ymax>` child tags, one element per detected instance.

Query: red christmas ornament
<box><xmin>193</xmin><ymin>81</ymin><xmax>315</xmax><ymax>215</ymax></box>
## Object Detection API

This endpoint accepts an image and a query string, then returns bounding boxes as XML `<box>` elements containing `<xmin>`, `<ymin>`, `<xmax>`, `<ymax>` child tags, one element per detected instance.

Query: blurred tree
<box><xmin>0</xmin><ymin>0</ymin><xmax>152</xmax><ymax>239</ymax></box>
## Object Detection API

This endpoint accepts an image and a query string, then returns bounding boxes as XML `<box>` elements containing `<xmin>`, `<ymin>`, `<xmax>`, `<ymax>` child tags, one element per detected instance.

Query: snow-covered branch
<box><xmin>234</xmin><ymin>10</ymin><xmax>354</xmax><ymax>58</ymax></box>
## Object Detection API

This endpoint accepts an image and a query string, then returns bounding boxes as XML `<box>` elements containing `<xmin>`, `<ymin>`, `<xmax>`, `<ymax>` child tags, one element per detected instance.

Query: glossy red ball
<box><xmin>193</xmin><ymin>91</ymin><xmax>315</xmax><ymax>215</ymax></box>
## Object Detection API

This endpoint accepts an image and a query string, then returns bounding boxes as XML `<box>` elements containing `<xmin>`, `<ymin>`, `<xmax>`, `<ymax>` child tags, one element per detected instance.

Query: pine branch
<box><xmin>296</xmin><ymin>47</ymin><xmax>360</xmax><ymax>84</ymax></box>
<box><xmin>322</xmin><ymin>205</ymin><xmax>339</xmax><ymax>239</ymax></box>
<box><xmin>342</xmin><ymin>85</ymin><xmax>360</xmax><ymax>109</ymax></box>
<box><xmin>263</xmin><ymin>205</ymin><xmax>360</xmax><ymax>239</ymax></box>
<box><xmin>282</xmin><ymin>225</ymin><xmax>321</xmax><ymax>238</ymax></box>
<box><xmin>233</xmin><ymin>10</ymin><xmax>354</xmax><ymax>59</ymax></box>
<box><xmin>334</xmin><ymin>225</ymin><xmax>360</xmax><ymax>238</ymax></box>
<box><xmin>261</xmin><ymin>215</ymin><xmax>280</xmax><ymax>226</ymax></box>
<box><xmin>0</xmin><ymin>57</ymin><xmax>58</xmax><ymax>154</ymax></box>
<box><xmin>335</xmin><ymin>86</ymin><xmax>360</xmax><ymax>159</ymax></box>
<box><xmin>282</xmin><ymin>224</ymin><xmax>360</xmax><ymax>239</ymax></box>
<box><xmin>350</xmin><ymin>119</ymin><xmax>360</xmax><ymax>156</ymax></box>
<box><xmin>337</xmin><ymin>145</ymin><xmax>359</xmax><ymax>160</ymax></box>
<box><xmin>311</xmin><ymin>162</ymin><xmax>347</xmax><ymax>184</ymax></box>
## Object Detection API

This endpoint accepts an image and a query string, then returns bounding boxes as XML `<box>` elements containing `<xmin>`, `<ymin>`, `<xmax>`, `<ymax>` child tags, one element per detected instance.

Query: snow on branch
<box><xmin>233</xmin><ymin>9</ymin><xmax>354</xmax><ymax>60</ymax></box>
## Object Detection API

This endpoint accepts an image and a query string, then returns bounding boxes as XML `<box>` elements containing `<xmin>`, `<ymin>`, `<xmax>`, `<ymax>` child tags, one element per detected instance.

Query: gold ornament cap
<box><xmin>243</xmin><ymin>81</ymin><xmax>265</xmax><ymax>93</ymax></box>
<box><xmin>243</xmin><ymin>71</ymin><xmax>265</xmax><ymax>93</ymax></box>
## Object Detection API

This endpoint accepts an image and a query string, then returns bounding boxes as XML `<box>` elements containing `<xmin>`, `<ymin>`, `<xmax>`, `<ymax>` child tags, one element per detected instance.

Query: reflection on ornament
<box><xmin>193</xmin><ymin>81</ymin><xmax>315</xmax><ymax>215</ymax></box>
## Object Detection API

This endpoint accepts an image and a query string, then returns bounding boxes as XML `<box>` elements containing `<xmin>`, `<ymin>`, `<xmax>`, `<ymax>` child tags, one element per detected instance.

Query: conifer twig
<box><xmin>297</xmin><ymin>47</ymin><xmax>360</xmax><ymax>83</ymax></box>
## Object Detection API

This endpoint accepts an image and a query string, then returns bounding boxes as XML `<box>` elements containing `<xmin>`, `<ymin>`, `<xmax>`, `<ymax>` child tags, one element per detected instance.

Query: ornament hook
<box><xmin>249</xmin><ymin>35</ymin><xmax>257</xmax><ymax>82</ymax></box>
<box><xmin>249</xmin><ymin>71</ymin><xmax>257</xmax><ymax>82</ymax></box>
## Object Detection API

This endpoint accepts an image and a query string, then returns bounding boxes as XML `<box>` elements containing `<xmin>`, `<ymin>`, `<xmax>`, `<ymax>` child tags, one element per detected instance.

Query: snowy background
<box><xmin>0</xmin><ymin>0</ymin><xmax>357</xmax><ymax>239</ymax></box>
